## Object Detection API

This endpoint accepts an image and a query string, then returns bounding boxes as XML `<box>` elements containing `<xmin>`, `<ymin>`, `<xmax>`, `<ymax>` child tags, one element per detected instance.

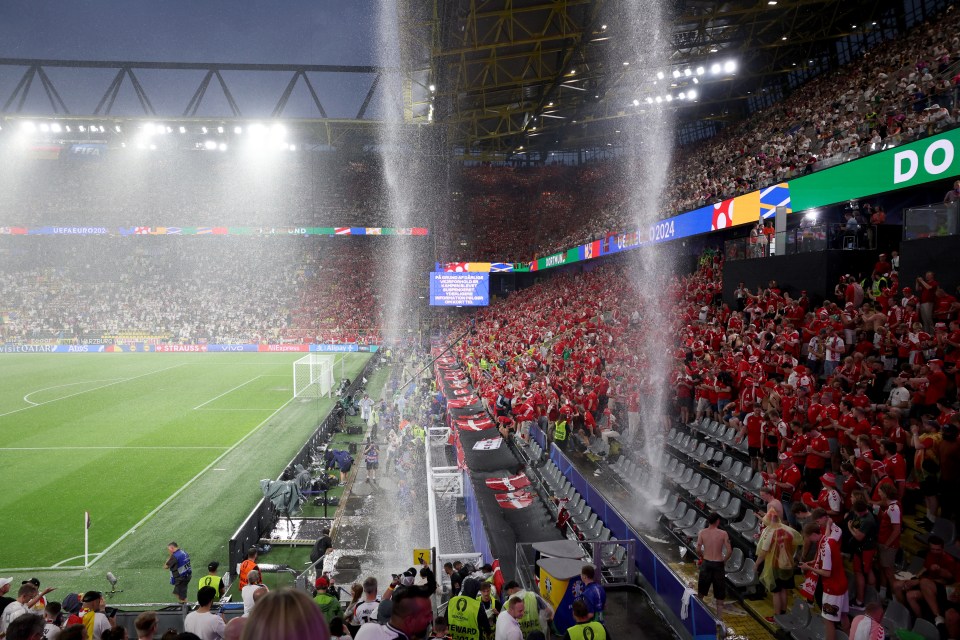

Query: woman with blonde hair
<box><xmin>755</xmin><ymin>508</ymin><xmax>802</xmax><ymax>622</ymax></box>
<box><xmin>241</xmin><ymin>588</ymin><xmax>330</xmax><ymax>640</ymax></box>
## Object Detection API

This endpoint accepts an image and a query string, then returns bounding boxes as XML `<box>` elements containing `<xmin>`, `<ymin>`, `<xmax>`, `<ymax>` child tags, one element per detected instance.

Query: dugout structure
<box><xmin>292</xmin><ymin>354</ymin><xmax>336</xmax><ymax>398</ymax></box>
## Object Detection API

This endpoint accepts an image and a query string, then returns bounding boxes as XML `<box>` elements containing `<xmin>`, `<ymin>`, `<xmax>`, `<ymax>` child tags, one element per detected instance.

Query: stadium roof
<box><xmin>0</xmin><ymin>0</ymin><xmax>934</xmax><ymax>161</ymax></box>
<box><xmin>417</xmin><ymin>0</ymin><xmax>907</xmax><ymax>160</ymax></box>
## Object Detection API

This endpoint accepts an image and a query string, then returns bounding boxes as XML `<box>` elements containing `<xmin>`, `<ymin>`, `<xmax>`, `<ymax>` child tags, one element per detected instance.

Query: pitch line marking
<box><xmin>22</xmin><ymin>379</ymin><xmax>125</xmax><ymax>406</ymax></box>
<box><xmin>193</xmin><ymin>375</ymin><xmax>263</xmax><ymax>410</ymax></box>
<box><xmin>0</xmin><ymin>363</ymin><xmax>188</xmax><ymax>419</ymax></box>
<box><xmin>51</xmin><ymin>553</ymin><xmax>102</xmax><ymax>568</ymax></box>
<box><xmin>0</xmin><ymin>446</ymin><xmax>229</xmax><ymax>451</ymax></box>
<box><xmin>88</xmin><ymin>396</ymin><xmax>295</xmax><ymax>567</ymax></box>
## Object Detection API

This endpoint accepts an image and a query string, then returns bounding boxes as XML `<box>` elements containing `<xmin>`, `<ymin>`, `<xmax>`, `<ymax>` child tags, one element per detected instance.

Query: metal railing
<box><xmin>725</xmin><ymin>223</ymin><xmax>877</xmax><ymax>260</ymax></box>
<box><xmin>903</xmin><ymin>201</ymin><xmax>959</xmax><ymax>239</ymax></box>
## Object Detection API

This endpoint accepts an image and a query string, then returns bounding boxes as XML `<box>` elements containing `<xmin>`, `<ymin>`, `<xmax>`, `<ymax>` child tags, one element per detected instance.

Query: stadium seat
<box><xmin>670</xmin><ymin>463</ymin><xmax>688</xmax><ymax>482</ymax></box>
<box><xmin>675</xmin><ymin>467</ymin><xmax>694</xmax><ymax>487</ymax></box>
<box><xmin>657</xmin><ymin>494</ymin><xmax>679</xmax><ymax>515</ymax></box>
<box><xmin>682</xmin><ymin>516</ymin><xmax>707</xmax><ymax>540</ymax></box>
<box><xmin>916</xmin><ymin>518</ymin><xmax>956</xmax><ymax>546</ymax></box>
<box><xmin>717</xmin><ymin>497</ymin><xmax>742</xmax><ymax>522</ymax></box>
<box><xmin>736</xmin><ymin>466</ymin><xmax>755</xmax><ymax>487</ymax></box>
<box><xmin>691</xmin><ymin>442</ymin><xmax>707</xmax><ymax>460</ymax></box>
<box><xmin>912</xmin><ymin>619</ymin><xmax>940</xmax><ymax>640</ymax></box>
<box><xmin>716</xmin><ymin>456</ymin><xmax>733</xmax><ymax>475</ymax></box>
<box><xmin>673</xmin><ymin>509</ymin><xmax>698</xmax><ymax>532</ymax></box>
<box><xmin>682</xmin><ymin>472</ymin><xmax>704</xmax><ymax>493</ymax></box>
<box><xmin>572</xmin><ymin>506</ymin><xmax>594</xmax><ymax>527</ymax></box>
<box><xmin>665</xmin><ymin>501</ymin><xmax>688</xmax><ymax>523</ymax></box>
<box><xmin>664</xmin><ymin>457</ymin><xmax>679</xmax><ymax>475</ymax></box>
<box><xmin>881</xmin><ymin>600</ymin><xmax>911</xmax><ymax>637</ymax></box>
<box><xmin>707</xmin><ymin>490</ymin><xmax>731</xmax><ymax>512</ymax></box>
<box><xmin>743</xmin><ymin>471</ymin><xmax>763</xmax><ymax>492</ymax></box>
<box><xmin>598</xmin><ymin>527</ymin><xmax>611</xmax><ymax>542</ymax></box>
<box><xmin>727</xmin><ymin>558</ymin><xmax>756</xmax><ymax>589</ymax></box>
<box><xmin>689</xmin><ymin>478</ymin><xmax>713</xmax><ymax>501</ymax></box>
<box><xmin>724</xmin><ymin>461</ymin><xmax>744</xmax><ymax>481</ymax></box>
<box><xmin>730</xmin><ymin>511</ymin><xmax>758</xmax><ymax>535</ymax></box>
<box><xmin>724</xmin><ymin>547</ymin><xmax>744</xmax><ymax>575</ymax></box>
<box><xmin>774</xmin><ymin>598</ymin><xmax>811</xmax><ymax>633</ymax></box>
<box><xmin>700</xmin><ymin>483</ymin><xmax>721</xmax><ymax>505</ymax></box>
<box><xmin>667</xmin><ymin>428</ymin><xmax>679</xmax><ymax>443</ymax></box>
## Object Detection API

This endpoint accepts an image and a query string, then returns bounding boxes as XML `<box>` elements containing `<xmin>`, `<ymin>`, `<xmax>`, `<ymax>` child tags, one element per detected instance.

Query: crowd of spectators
<box><xmin>448</xmin><ymin>248</ymin><xmax>960</xmax><ymax>637</ymax></box>
<box><xmin>444</xmin><ymin>6</ymin><xmax>960</xmax><ymax>263</ymax></box>
<box><xmin>0</xmin><ymin>237</ymin><xmax>421</xmax><ymax>345</ymax></box>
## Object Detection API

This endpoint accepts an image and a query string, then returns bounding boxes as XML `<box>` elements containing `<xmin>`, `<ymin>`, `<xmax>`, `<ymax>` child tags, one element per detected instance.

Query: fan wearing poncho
<box><xmin>755</xmin><ymin>509</ymin><xmax>802</xmax><ymax>621</ymax></box>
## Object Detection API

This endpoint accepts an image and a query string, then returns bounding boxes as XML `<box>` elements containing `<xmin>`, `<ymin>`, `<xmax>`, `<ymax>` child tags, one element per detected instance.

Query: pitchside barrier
<box><xmin>227</xmin><ymin>357</ymin><xmax>378</xmax><ymax>578</ymax></box>
<box><xmin>0</xmin><ymin>343</ymin><xmax>378</xmax><ymax>353</ymax></box>
<box><xmin>529</xmin><ymin>424</ymin><xmax>718</xmax><ymax>640</ymax></box>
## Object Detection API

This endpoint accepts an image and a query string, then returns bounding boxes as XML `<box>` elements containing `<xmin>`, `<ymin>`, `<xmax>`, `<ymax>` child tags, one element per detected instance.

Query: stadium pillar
<box><xmin>774</xmin><ymin>205</ymin><xmax>787</xmax><ymax>256</ymax></box>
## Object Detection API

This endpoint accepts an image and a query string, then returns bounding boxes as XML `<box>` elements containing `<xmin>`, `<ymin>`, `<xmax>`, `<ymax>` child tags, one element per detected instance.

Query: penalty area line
<box><xmin>192</xmin><ymin>375</ymin><xmax>263</xmax><ymax>410</ymax></box>
<box><xmin>89</xmin><ymin>396</ymin><xmax>295</xmax><ymax>567</ymax></box>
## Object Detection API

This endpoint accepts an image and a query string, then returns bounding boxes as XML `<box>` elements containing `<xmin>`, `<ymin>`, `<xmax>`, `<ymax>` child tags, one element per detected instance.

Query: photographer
<box><xmin>164</xmin><ymin>542</ymin><xmax>192</xmax><ymax>604</ymax></box>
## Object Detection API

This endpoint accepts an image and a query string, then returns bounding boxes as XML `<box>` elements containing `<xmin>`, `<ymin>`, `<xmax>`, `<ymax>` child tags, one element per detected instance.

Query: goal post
<box><xmin>293</xmin><ymin>354</ymin><xmax>336</xmax><ymax>399</ymax></box>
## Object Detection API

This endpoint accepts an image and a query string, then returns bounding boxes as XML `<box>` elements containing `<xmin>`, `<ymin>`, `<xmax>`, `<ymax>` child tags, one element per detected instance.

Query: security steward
<box><xmin>553</xmin><ymin>418</ymin><xmax>568</xmax><ymax>451</ymax></box>
<box><xmin>564</xmin><ymin>600</ymin><xmax>610</xmax><ymax>640</ymax></box>
<box><xmin>445</xmin><ymin>591</ymin><xmax>491</xmax><ymax>640</ymax></box>
<box><xmin>196</xmin><ymin>561</ymin><xmax>224</xmax><ymax>600</ymax></box>
<box><xmin>164</xmin><ymin>541</ymin><xmax>192</xmax><ymax>605</ymax></box>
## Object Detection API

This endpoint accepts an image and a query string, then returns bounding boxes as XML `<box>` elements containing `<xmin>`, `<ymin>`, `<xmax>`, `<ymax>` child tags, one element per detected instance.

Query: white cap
<box><xmin>0</xmin><ymin>577</ymin><xmax>12</xmax><ymax>588</ymax></box>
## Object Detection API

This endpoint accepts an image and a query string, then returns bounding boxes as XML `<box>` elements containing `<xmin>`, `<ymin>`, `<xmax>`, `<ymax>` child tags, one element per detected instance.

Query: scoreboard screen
<box><xmin>429</xmin><ymin>272</ymin><xmax>490</xmax><ymax>306</ymax></box>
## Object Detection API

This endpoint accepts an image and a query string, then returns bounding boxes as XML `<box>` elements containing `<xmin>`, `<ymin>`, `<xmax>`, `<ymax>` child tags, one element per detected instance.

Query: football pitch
<box><xmin>0</xmin><ymin>352</ymin><xmax>370</xmax><ymax>601</ymax></box>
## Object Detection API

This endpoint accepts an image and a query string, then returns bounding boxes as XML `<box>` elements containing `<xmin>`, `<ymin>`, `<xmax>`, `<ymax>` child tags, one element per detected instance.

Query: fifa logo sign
<box><xmin>893</xmin><ymin>139</ymin><xmax>955</xmax><ymax>184</ymax></box>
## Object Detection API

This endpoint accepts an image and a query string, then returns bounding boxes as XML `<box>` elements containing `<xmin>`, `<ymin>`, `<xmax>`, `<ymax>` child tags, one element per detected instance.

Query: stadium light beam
<box><xmin>696</xmin><ymin>66</ymin><xmax>705</xmax><ymax>75</ymax></box>
<box><xmin>710</xmin><ymin>63</ymin><xmax>721</xmax><ymax>74</ymax></box>
<box><xmin>724</xmin><ymin>60</ymin><xmax>737</xmax><ymax>73</ymax></box>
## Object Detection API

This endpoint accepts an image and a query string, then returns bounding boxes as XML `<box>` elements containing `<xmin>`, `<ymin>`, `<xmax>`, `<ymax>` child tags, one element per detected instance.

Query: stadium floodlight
<box><xmin>696</xmin><ymin>66</ymin><xmax>705</xmax><ymax>75</ymax></box>
<box><xmin>646</xmin><ymin>97</ymin><xmax>653</xmax><ymax>104</ymax></box>
<box><xmin>684</xmin><ymin>68</ymin><xmax>692</xmax><ymax>76</ymax></box>
<box><xmin>289</xmin><ymin>144</ymin><xmax>297</xmax><ymax>151</ymax></box>
<box><xmin>655</xmin><ymin>96</ymin><xmax>662</xmax><ymax>103</ymax></box>
<box><xmin>217</xmin><ymin>126</ymin><xmax>224</xmax><ymax>133</ymax></box>
<box><xmin>201</xmin><ymin>126</ymin><xmax>208</xmax><ymax>134</ymax></box>
<box><xmin>179</xmin><ymin>126</ymin><xmax>186</xmax><ymax>134</ymax></box>
<box><xmin>678</xmin><ymin>92</ymin><xmax>686</xmax><ymax>99</ymax></box>
<box><xmin>693</xmin><ymin>77</ymin><xmax>699</xmax><ymax>84</ymax></box>
<box><xmin>687</xmin><ymin>89</ymin><xmax>698</xmax><ymax>100</ymax></box>
<box><xmin>234</xmin><ymin>126</ymin><xmax>242</xmax><ymax>134</ymax></box>
<box><xmin>724</xmin><ymin>60</ymin><xmax>737</xmax><ymax>73</ymax></box>
<box><xmin>632</xmin><ymin>99</ymin><xmax>640</xmax><ymax>106</ymax></box>
<box><xmin>51</xmin><ymin>123</ymin><xmax>62</xmax><ymax>133</ymax></box>
<box><xmin>623</xmin><ymin>61</ymin><xmax>629</xmax><ymax>66</ymax></box>
<box><xmin>665</xmin><ymin>94</ymin><xmax>673</xmax><ymax>102</ymax></box>
<box><xmin>293</xmin><ymin>354</ymin><xmax>336</xmax><ymax>399</ymax></box>
<box><xmin>204</xmin><ymin>140</ymin><xmax>216</xmax><ymax>150</ymax></box>
<box><xmin>78</xmin><ymin>125</ymin><xmax>86</xmax><ymax>132</ymax></box>
<box><xmin>271</xmin><ymin>123</ymin><xmax>287</xmax><ymax>139</ymax></box>
<box><xmin>218</xmin><ymin>143</ymin><xmax>227</xmax><ymax>151</ymax></box>
<box><xmin>656</xmin><ymin>71</ymin><xmax>665</xmax><ymax>80</ymax></box>
<box><xmin>710</xmin><ymin>63</ymin><xmax>721</xmax><ymax>74</ymax></box>
<box><xmin>40</xmin><ymin>123</ymin><xmax>50</xmax><ymax>132</ymax></box>
<box><xmin>21</xmin><ymin>121</ymin><xmax>36</xmax><ymax>133</ymax></box>
<box><xmin>143</xmin><ymin>122</ymin><xmax>156</xmax><ymax>135</ymax></box>
<box><xmin>672</xmin><ymin>70</ymin><xmax>681</xmax><ymax>78</ymax></box>
<box><xmin>429</xmin><ymin>84</ymin><xmax>436</xmax><ymax>92</ymax></box>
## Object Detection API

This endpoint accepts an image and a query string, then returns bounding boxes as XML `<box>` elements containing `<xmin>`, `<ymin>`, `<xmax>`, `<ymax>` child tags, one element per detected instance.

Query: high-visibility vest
<box><xmin>554</xmin><ymin>420</ymin><xmax>568</xmax><ymax>441</ymax></box>
<box><xmin>197</xmin><ymin>574</ymin><xmax>223</xmax><ymax>598</ymax></box>
<box><xmin>516</xmin><ymin>590</ymin><xmax>543</xmax><ymax>637</ymax></box>
<box><xmin>447</xmin><ymin>595</ymin><xmax>482</xmax><ymax>640</ymax></box>
<box><xmin>567</xmin><ymin>621</ymin><xmax>608</xmax><ymax>640</ymax></box>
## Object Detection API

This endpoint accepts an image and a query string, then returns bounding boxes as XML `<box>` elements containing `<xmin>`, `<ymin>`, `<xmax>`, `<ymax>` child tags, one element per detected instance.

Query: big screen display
<box><xmin>429</xmin><ymin>272</ymin><xmax>490</xmax><ymax>306</ymax></box>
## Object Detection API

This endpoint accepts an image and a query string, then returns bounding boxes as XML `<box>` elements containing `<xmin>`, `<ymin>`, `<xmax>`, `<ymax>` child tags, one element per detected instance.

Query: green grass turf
<box><xmin>0</xmin><ymin>352</ymin><xmax>371</xmax><ymax>603</ymax></box>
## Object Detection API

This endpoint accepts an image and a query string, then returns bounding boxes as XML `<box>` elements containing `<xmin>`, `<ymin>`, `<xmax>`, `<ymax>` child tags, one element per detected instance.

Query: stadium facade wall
<box><xmin>899</xmin><ymin>234</ymin><xmax>960</xmax><ymax>296</ymax></box>
<box><xmin>722</xmin><ymin>251</ymin><xmax>879</xmax><ymax>308</ymax></box>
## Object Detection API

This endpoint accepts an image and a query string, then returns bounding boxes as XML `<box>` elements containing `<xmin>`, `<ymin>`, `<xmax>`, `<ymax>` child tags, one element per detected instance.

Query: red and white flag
<box><xmin>496</xmin><ymin>491</ymin><xmax>534</xmax><ymax>509</ymax></box>
<box><xmin>458</xmin><ymin>418</ymin><xmax>494</xmax><ymax>432</ymax></box>
<box><xmin>486</xmin><ymin>473</ymin><xmax>531</xmax><ymax>492</ymax></box>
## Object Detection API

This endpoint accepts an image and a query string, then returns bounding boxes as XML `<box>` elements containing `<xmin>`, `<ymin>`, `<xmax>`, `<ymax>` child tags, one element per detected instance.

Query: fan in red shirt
<box><xmin>800</xmin><ymin>512</ymin><xmax>849</xmax><ymax>637</ymax></box>
<box><xmin>736</xmin><ymin>405</ymin><xmax>765</xmax><ymax>471</ymax></box>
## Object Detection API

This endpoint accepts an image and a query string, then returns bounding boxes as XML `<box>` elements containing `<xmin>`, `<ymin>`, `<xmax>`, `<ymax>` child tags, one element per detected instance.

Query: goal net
<box><xmin>293</xmin><ymin>354</ymin><xmax>336</xmax><ymax>399</ymax></box>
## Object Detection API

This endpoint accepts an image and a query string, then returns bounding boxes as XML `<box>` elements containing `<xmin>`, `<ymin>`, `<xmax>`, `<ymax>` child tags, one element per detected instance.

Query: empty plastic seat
<box><xmin>774</xmin><ymin>599</ymin><xmax>811</xmax><ymax>632</ymax></box>
<box><xmin>730</xmin><ymin>510</ymin><xmax>758</xmax><ymax>534</ymax></box>
<box><xmin>700</xmin><ymin>484</ymin><xmax>721</xmax><ymax>505</ymax></box>
<box><xmin>881</xmin><ymin>600</ymin><xmax>911</xmax><ymax>638</ymax></box>
<box><xmin>912</xmin><ymin>619</ymin><xmax>940</xmax><ymax>640</ymax></box>
<box><xmin>917</xmin><ymin>517</ymin><xmax>956</xmax><ymax>546</ymax></box>
<box><xmin>674</xmin><ymin>509</ymin><xmax>697</xmax><ymax>531</ymax></box>
<box><xmin>665</xmin><ymin>501</ymin><xmax>688</xmax><ymax>523</ymax></box>
<box><xmin>691</xmin><ymin>442</ymin><xmax>707</xmax><ymax>460</ymax></box>
<box><xmin>681</xmin><ymin>472</ymin><xmax>704</xmax><ymax>493</ymax></box>
<box><xmin>689</xmin><ymin>479</ymin><xmax>713</xmax><ymax>500</ymax></box>
<box><xmin>675</xmin><ymin>468</ymin><xmax>694</xmax><ymax>487</ymax></box>
<box><xmin>727</xmin><ymin>558</ymin><xmax>756</xmax><ymax>589</ymax></box>
<box><xmin>724</xmin><ymin>547</ymin><xmax>744</xmax><ymax>574</ymax></box>
<box><xmin>598</xmin><ymin>527</ymin><xmax>611</xmax><ymax>541</ymax></box>
<box><xmin>725</xmin><ymin>461</ymin><xmax>743</xmax><ymax>480</ymax></box>
<box><xmin>744</xmin><ymin>471</ymin><xmax>763</xmax><ymax>492</ymax></box>
<box><xmin>670</xmin><ymin>463</ymin><xmax>688</xmax><ymax>481</ymax></box>
<box><xmin>707</xmin><ymin>490</ymin><xmax>731</xmax><ymax>512</ymax></box>
<box><xmin>682</xmin><ymin>516</ymin><xmax>707</xmax><ymax>540</ymax></box>
<box><xmin>717</xmin><ymin>497</ymin><xmax>742</xmax><ymax>521</ymax></box>
<box><xmin>716</xmin><ymin>456</ymin><xmax>733</xmax><ymax>475</ymax></box>
<box><xmin>657</xmin><ymin>494</ymin><xmax>679</xmax><ymax>515</ymax></box>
